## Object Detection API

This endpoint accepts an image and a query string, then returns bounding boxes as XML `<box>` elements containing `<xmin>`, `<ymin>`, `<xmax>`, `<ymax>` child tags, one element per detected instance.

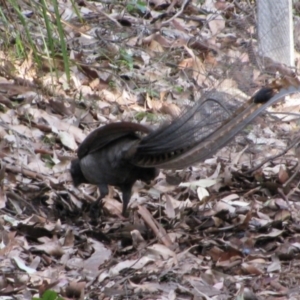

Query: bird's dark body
<box><xmin>70</xmin><ymin>87</ymin><xmax>291</xmax><ymax>216</ymax></box>
<box><xmin>70</xmin><ymin>126</ymin><xmax>158</xmax><ymax>216</ymax></box>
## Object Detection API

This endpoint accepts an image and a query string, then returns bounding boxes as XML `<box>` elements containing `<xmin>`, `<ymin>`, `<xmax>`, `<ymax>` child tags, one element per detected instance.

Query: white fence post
<box><xmin>257</xmin><ymin>0</ymin><xmax>294</xmax><ymax>67</ymax></box>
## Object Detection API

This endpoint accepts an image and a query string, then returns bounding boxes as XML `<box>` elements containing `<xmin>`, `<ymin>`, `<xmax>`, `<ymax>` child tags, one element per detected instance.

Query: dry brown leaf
<box><xmin>207</xmin><ymin>14</ymin><xmax>225</xmax><ymax>36</ymax></box>
<box><xmin>149</xmin><ymin>40</ymin><xmax>164</xmax><ymax>52</ymax></box>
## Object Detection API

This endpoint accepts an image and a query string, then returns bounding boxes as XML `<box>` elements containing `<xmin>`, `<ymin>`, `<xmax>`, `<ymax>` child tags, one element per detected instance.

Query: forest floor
<box><xmin>1</xmin><ymin>0</ymin><xmax>300</xmax><ymax>299</ymax></box>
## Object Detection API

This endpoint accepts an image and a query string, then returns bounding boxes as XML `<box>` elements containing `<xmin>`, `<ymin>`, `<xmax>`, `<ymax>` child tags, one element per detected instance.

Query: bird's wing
<box><xmin>77</xmin><ymin>122</ymin><xmax>151</xmax><ymax>159</ymax></box>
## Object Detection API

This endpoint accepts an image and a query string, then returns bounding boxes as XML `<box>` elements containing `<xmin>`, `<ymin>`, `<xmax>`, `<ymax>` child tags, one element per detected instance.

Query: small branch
<box><xmin>161</xmin><ymin>0</ymin><xmax>191</xmax><ymax>26</ymax></box>
<box><xmin>246</xmin><ymin>136</ymin><xmax>300</xmax><ymax>174</ymax></box>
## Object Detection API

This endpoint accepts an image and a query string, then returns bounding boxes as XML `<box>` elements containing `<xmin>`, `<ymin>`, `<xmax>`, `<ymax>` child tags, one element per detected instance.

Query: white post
<box><xmin>257</xmin><ymin>0</ymin><xmax>294</xmax><ymax>67</ymax></box>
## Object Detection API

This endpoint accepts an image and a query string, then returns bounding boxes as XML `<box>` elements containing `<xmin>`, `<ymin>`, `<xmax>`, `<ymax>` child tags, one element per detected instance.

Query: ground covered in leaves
<box><xmin>1</xmin><ymin>0</ymin><xmax>300</xmax><ymax>299</ymax></box>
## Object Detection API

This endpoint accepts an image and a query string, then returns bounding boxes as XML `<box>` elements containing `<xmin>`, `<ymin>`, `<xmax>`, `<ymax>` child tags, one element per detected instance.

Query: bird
<box><xmin>70</xmin><ymin>122</ymin><xmax>159</xmax><ymax>216</ymax></box>
<box><xmin>69</xmin><ymin>86</ymin><xmax>295</xmax><ymax>217</ymax></box>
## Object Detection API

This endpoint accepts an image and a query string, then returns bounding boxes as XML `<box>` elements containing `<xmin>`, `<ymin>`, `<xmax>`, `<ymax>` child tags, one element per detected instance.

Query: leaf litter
<box><xmin>1</xmin><ymin>0</ymin><xmax>300</xmax><ymax>299</ymax></box>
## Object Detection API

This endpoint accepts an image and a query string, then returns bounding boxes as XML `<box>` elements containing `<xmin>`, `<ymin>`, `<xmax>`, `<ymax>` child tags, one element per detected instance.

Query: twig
<box><xmin>245</xmin><ymin>136</ymin><xmax>300</xmax><ymax>174</ymax></box>
<box><xmin>282</xmin><ymin>164</ymin><xmax>300</xmax><ymax>188</ymax></box>
<box><xmin>6</xmin><ymin>190</ymin><xmax>39</xmax><ymax>215</ymax></box>
<box><xmin>277</xmin><ymin>188</ymin><xmax>291</xmax><ymax>210</ymax></box>
<box><xmin>287</xmin><ymin>182</ymin><xmax>300</xmax><ymax>199</ymax></box>
<box><xmin>268</xmin><ymin>112</ymin><xmax>300</xmax><ymax>118</ymax></box>
<box><xmin>243</xmin><ymin>186</ymin><xmax>261</xmax><ymax>198</ymax></box>
<box><xmin>161</xmin><ymin>0</ymin><xmax>191</xmax><ymax>26</ymax></box>
<box><xmin>82</xmin><ymin>0</ymin><xmax>122</xmax><ymax>28</ymax></box>
<box><xmin>5</xmin><ymin>163</ymin><xmax>47</xmax><ymax>181</ymax></box>
<box><xmin>138</xmin><ymin>205</ymin><xmax>174</xmax><ymax>249</ymax></box>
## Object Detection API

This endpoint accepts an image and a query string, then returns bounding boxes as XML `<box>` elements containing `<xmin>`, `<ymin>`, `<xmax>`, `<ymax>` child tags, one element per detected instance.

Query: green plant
<box><xmin>174</xmin><ymin>86</ymin><xmax>184</xmax><ymax>93</ymax></box>
<box><xmin>134</xmin><ymin>111</ymin><xmax>159</xmax><ymax>122</ymax></box>
<box><xmin>32</xmin><ymin>290</ymin><xmax>63</xmax><ymax>300</ymax></box>
<box><xmin>42</xmin><ymin>134</ymin><xmax>56</xmax><ymax>146</ymax></box>
<box><xmin>118</xmin><ymin>49</ymin><xmax>133</xmax><ymax>70</ymax></box>
<box><xmin>126</xmin><ymin>0</ymin><xmax>147</xmax><ymax>14</ymax></box>
<box><xmin>109</xmin><ymin>80</ymin><xmax>117</xmax><ymax>89</ymax></box>
<box><xmin>51</xmin><ymin>0</ymin><xmax>71</xmax><ymax>83</ymax></box>
<box><xmin>2</xmin><ymin>0</ymin><xmax>81</xmax><ymax>84</ymax></box>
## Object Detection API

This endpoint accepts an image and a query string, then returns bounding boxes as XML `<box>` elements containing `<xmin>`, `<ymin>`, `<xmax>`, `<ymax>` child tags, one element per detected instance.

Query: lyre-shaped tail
<box><xmin>133</xmin><ymin>86</ymin><xmax>300</xmax><ymax>169</ymax></box>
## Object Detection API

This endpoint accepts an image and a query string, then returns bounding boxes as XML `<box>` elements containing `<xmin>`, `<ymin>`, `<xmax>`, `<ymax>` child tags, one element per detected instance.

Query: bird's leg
<box><xmin>89</xmin><ymin>184</ymin><xmax>108</xmax><ymax>219</ymax></box>
<box><xmin>120</xmin><ymin>184</ymin><xmax>133</xmax><ymax>217</ymax></box>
